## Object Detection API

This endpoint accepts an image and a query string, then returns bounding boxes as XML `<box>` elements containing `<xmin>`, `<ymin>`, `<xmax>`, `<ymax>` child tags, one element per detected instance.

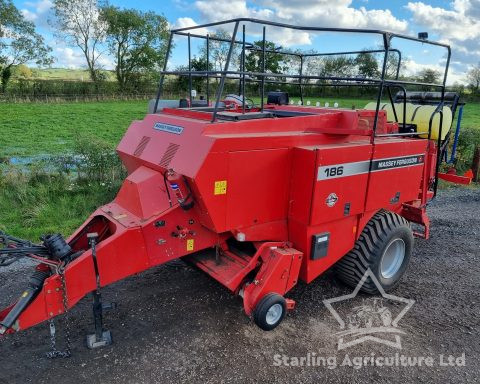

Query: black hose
<box><xmin>0</xmin><ymin>232</ymin><xmax>73</xmax><ymax>267</ymax></box>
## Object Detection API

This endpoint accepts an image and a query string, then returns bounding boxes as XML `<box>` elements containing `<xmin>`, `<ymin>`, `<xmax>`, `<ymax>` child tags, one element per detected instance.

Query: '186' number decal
<box><xmin>324</xmin><ymin>166</ymin><xmax>344</xmax><ymax>178</ymax></box>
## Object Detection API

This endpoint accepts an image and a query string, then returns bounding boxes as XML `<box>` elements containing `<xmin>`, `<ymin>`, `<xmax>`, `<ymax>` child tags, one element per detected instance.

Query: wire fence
<box><xmin>0</xmin><ymin>93</ymin><xmax>161</xmax><ymax>103</ymax></box>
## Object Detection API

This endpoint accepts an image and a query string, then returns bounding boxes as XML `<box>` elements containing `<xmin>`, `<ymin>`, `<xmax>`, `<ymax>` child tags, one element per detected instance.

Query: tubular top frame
<box><xmin>154</xmin><ymin>17</ymin><xmax>451</xmax><ymax>130</ymax></box>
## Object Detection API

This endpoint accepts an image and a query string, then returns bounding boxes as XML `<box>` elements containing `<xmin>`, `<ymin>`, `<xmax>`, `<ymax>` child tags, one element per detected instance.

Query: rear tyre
<box><xmin>253</xmin><ymin>293</ymin><xmax>286</xmax><ymax>331</ymax></box>
<box><xmin>335</xmin><ymin>210</ymin><xmax>414</xmax><ymax>294</ymax></box>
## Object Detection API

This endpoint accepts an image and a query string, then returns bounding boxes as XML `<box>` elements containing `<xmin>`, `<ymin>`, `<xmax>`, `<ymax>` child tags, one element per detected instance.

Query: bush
<box><xmin>454</xmin><ymin>126</ymin><xmax>480</xmax><ymax>174</ymax></box>
<box><xmin>71</xmin><ymin>134</ymin><xmax>126</xmax><ymax>185</ymax></box>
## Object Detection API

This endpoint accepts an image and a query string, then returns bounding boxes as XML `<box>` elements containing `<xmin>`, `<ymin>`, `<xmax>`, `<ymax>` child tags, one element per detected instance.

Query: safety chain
<box><xmin>46</xmin><ymin>264</ymin><xmax>71</xmax><ymax>358</ymax></box>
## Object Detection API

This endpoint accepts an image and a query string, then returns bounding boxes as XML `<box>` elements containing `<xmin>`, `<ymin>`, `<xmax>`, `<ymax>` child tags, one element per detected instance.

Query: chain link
<box><xmin>46</xmin><ymin>264</ymin><xmax>71</xmax><ymax>359</ymax></box>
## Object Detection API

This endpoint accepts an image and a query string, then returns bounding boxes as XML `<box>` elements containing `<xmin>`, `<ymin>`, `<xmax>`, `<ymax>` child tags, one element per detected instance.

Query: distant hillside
<box><xmin>29</xmin><ymin>68</ymin><xmax>116</xmax><ymax>82</ymax></box>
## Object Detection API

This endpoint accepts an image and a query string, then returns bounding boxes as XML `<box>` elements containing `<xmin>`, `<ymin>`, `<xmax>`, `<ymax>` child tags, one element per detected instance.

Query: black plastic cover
<box><xmin>267</xmin><ymin>91</ymin><xmax>289</xmax><ymax>105</ymax></box>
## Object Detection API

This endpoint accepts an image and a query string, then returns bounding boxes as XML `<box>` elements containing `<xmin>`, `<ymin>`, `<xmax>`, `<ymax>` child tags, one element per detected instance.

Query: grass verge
<box><xmin>0</xmin><ymin>135</ymin><xmax>125</xmax><ymax>241</ymax></box>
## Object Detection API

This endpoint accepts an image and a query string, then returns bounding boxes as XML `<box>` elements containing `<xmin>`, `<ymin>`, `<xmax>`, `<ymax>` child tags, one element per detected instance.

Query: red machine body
<box><xmin>0</xmin><ymin>103</ymin><xmax>437</xmax><ymax>333</ymax></box>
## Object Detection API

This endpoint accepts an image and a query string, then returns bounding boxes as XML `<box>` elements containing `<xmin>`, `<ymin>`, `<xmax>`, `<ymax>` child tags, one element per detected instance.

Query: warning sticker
<box><xmin>187</xmin><ymin>239</ymin><xmax>194</xmax><ymax>251</ymax></box>
<box><xmin>214</xmin><ymin>180</ymin><xmax>227</xmax><ymax>195</ymax></box>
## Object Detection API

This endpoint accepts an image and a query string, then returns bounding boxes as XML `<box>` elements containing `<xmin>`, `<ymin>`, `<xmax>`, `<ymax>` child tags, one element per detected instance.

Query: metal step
<box><xmin>185</xmin><ymin>247</ymin><xmax>254</xmax><ymax>291</ymax></box>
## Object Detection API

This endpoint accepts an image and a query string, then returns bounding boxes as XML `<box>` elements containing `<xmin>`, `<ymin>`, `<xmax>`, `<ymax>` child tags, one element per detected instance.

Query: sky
<box><xmin>11</xmin><ymin>0</ymin><xmax>480</xmax><ymax>84</ymax></box>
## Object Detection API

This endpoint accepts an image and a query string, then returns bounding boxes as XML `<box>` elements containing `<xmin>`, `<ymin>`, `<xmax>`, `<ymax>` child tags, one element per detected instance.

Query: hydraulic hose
<box><xmin>0</xmin><ymin>232</ymin><xmax>73</xmax><ymax>267</ymax></box>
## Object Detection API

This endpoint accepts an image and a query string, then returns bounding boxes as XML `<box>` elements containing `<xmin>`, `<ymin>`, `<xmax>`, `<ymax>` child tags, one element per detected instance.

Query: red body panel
<box><xmin>365</xmin><ymin>140</ymin><xmax>427</xmax><ymax>211</ymax></box>
<box><xmin>311</xmin><ymin>142</ymin><xmax>372</xmax><ymax>224</ymax></box>
<box><xmin>226</xmin><ymin>148</ymin><xmax>290</xmax><ymax>229</ymax></box>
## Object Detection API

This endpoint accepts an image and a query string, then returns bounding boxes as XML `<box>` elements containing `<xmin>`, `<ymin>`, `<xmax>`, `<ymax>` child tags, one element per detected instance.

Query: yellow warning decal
<box><xmin>214</xmin><ymin>180</ymin><xmax>227</xmax><ymax>195</ymax></box>
<box><xmin>187</xmin><ymin>239</ymin><xmax>194</xmax><ymax>251</ymax></box>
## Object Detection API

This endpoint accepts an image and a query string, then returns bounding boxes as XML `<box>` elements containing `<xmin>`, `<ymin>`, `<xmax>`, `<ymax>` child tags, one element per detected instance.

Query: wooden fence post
<box><xmin>472</xmin><ymin>146</ymin><xmax>480</xmax><ymax>182</ymax></box>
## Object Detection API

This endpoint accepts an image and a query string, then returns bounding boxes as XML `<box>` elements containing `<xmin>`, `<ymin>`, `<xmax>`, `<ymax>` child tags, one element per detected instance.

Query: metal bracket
<box><xmin>390</xmin><ymin>191</ymin><xmax>401</xmax><ymax>204</ymax></box>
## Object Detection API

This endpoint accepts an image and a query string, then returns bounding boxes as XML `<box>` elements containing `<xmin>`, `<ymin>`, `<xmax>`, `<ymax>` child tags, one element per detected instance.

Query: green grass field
<box><xmin>1</xmin><ymin>98</ymin><xmax>478</xmax><ymax>157</ymax></box>
<box><xmin>0</xmin><ymin>101</ymin><xmax>147</xmax><ymax>157</ymax></box>
<box><xmin>30</xmin><ymin>67</ymin><xmax>116</xmax><ymax>81</ymax></box>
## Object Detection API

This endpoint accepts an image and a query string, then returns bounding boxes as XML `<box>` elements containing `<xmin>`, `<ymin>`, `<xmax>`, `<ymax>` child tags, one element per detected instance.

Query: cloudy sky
<box><xmin>12</xmin><ymin>0</ymin><xmax>480</xmax><ymax>84</ymax></box>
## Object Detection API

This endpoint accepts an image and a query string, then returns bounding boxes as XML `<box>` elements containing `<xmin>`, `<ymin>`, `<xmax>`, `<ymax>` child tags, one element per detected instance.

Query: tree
<box><xmin>242</xmin><ymin>40</ymin><xmax>290</xmax><ymax>94</ymax></box>
<box><xmin>417</xmin><ymin>68</ymin><xmax>441</xmax><ymax>84</ymax></box>
<box><xmin>451</xmin><ymin>81</ymin><xmax>465</xmax><ymax>96</ymax></box>
<box><xmin>385</xmin><ymin>50</ymin><xmax>407</xmax><ymax>79</ymax></box>
<box><xmin>174</xmin><ymin>56</ymin><xmax>212</xmax><ymax>95</ymax></box>
<box><xmin>200</xmin><ymin>29</ymin><xmax>239</xmax><ymax>73</ymax></box>
<box><xmin>320</xmin><ymin>55</ymin><xmax>356</xmax><ymax>79</ymax></box>
<box><xmin>101</xmin><ymin>6</ymin><xmax>169</xmax><ymax>92</ymax></box>
<box><xmin>244</xmin><ymin>40</ymin><xmax>290</xmax><ymax>76</ymax></box>
<box><xmin>13</xmin><ymin>64</ymin><xmax>32</xmax><ymax>79</ymax></box>
<box><xmin>301</xmin><ymin>50</ymin><xmax>320</xmax><ymax>78</ymax></box>
<box><xmin>0</xmin><ymin>0</ymin><xmax>52</xmax><ymax>92</ymax></box>
<box><xmin>355</xmin><ymin>51</ymin><xmax>379</xmax><ymax>78</ymax></box>
<box><xmin>51</xmin><ymin>0</ymin><xmax>107</xmax><ymax>89</ymax></box>
<box><xmin>466</xmin><ymin>64</ymin><xmax>480</xmax><ymax>94</ymax></box>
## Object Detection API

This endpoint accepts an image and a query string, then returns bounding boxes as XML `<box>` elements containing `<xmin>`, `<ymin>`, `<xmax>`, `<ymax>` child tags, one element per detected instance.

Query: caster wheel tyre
<box><xmin>253</xmin><ymin>293</ymin><xmax>287</xmax><ymax>331</ymax></box>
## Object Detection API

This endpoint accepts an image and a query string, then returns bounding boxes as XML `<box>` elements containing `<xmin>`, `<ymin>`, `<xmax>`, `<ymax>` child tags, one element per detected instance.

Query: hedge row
<box><xmin>2</xmin><ymin>78</ymin><xmax>478</xmax><ymax>102</ymax></box>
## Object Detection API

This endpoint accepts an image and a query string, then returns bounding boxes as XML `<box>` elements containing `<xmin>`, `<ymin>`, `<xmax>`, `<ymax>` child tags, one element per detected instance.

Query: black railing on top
<box><xmin>154</xmin><ymin>18</ymin><xmax>451</xmax><ymax>197</ymax></box>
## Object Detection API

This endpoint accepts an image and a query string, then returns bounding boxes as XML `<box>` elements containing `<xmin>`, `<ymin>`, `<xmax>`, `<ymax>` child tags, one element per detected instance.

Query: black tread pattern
<box><xmin>335</xmin><ymin>210</ymin><xmax>411</xmax><ymax>294</ymax></box>
<box><xmin>253</xmin><ymin>293</ymin><xmax>286</xmax><ymax>331</ymax></box>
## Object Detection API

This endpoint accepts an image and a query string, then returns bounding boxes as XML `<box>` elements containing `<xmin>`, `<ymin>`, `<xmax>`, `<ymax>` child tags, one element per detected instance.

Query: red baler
<box><xmin>0</xmin><ymin>18</ymin><xmax>457</xmax><ymax>350</ymax></box>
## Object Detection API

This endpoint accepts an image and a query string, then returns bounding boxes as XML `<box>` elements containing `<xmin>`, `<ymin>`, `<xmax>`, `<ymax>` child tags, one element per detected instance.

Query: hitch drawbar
<box><xmin>0</xmin><ymin>232</ymin><xmax>76</xmax><ymax>334</ymax></box>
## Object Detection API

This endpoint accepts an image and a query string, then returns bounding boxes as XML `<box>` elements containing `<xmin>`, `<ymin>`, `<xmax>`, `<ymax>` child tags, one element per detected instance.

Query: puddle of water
<box><xmin>1</xmin><ymin>154</ymin><xmax>82</xmax><ymax>172</ymax></box>
<box><xmin>9</xmin><ymin>155</ymin><xmax>49</xmax><ymax>166</ymax></box>
<box><xmin>2</xmin><ymin>151</ymin><xmax>116</xmax><ymax>173</ymax></box>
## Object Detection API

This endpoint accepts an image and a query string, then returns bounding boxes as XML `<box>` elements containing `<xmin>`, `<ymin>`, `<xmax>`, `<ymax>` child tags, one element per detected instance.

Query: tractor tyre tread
<box><xmin>335</xmin><ymin>210</ymin><xmax>412</xmax><ymax>294</ymax></box>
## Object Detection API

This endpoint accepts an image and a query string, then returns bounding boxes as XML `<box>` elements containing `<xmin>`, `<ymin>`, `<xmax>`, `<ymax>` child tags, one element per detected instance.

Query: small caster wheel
<box><xmin>253</xmin><ymin>293</ymin><xmax>286</xmax><ymax>331</ymax></box>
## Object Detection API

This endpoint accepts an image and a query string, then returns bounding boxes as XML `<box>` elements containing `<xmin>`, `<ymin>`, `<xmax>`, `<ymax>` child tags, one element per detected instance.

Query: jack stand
<box><xmin>85</xmin><ymin>232</ymin><xmax>114</xmax><ymax>350</ymax></box>
<box><xmin>86</xmin><ymin>291</ymin><xmax>113</xmax><ymax>349</ymax></box>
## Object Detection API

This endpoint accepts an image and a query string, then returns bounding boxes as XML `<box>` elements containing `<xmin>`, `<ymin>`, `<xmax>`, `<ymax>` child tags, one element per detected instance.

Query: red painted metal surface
<box><xmin>242</xmin><ymin>245</ymin><xmax>303</xmax><ymax>316</ymax></box>
<box><xmin>438</xmin><ymin>172</ymin><xmax>472</xmax><ymax>185</ymax></box>
<box><xmin>0</xmin><ymin>102</ymin><xmax>439</xmax><ymax>334</ymax></box>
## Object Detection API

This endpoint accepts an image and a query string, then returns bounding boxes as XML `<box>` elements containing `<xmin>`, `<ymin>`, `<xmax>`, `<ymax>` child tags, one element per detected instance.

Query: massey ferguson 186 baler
<box><xmin>0</xmin><ymin>19</ymin><xmax>460</xmax><ymax>352</ymax></box>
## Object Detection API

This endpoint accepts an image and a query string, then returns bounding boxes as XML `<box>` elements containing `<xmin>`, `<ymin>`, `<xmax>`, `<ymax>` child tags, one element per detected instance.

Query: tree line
<box><xmin>1</xmin><ymin>0</ymin><xmax>169</xmax><ymax>93</ymax></box>
<box><xmin>1</xmin><ymin>0</ymin><xmax>480</xmax><ymax>97</ymax></box>
<box><xmin>175</xmin><ymin>32</ymin><xmax>450</xmax><ymax>98</ymax></box>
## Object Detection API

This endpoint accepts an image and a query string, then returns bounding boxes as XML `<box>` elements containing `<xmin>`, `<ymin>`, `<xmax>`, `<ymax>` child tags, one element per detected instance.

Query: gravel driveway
<box><xmin>1</xmin><ymin>186</ymin><xmax>479</xmax><ymax>384</ymax></box>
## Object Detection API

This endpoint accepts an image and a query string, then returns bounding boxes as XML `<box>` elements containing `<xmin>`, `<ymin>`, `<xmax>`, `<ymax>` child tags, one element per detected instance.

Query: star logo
<box><xmin>323</xmin><ymin>269</ymin><xmax>415</xmax><ymax>350</ymax></box>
